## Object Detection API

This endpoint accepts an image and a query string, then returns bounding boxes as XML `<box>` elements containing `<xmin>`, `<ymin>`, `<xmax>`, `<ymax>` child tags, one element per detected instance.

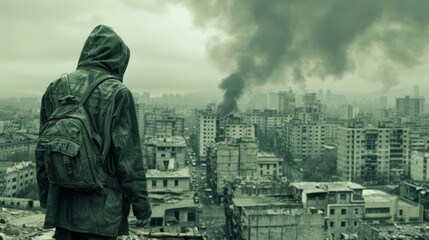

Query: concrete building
<box><xmin>195</xmin><ymin>108</ymin><xmax>217</xmax><ymax>162</ymax></box>
<box><xmin>143</xmin><ymin>136</ymin><xmax>187</xmax><ymax>170</ymax></box>
<box><xmin>218</xmin><ymin>115</ymin><xmax>256</xmax><ymax>143</ymax></box>
<box><xmin>0</xmin><ymin>133</ymin><xmax>37</xmax><ymax>161</ymax></box>
<box><xmin>290</xmin><ymin>181</ymin><xmax>365</xmax><ymax>240</ymax></box>
<box><xmin>337</xmin><ymin>121</ymin><xmax>410</xmax><ymax>185</ymax></box>
<box><xmin>244</xmin><ymin>109</ymin><xmax>291</xmax><ymax>152</ymax></box>
<box><xmin>150</xmin><ymin>199</ymin><xmax>198</xmax><ymax>227</ymax></box>
<box><xmin>146</xmin><ymin>168</ymin><xmax>191</xmax><ymax>192</ymax></box>
<box><xmin>0</xmin><ymin>161</ymin><xmax>36</xmax><ymax>198</ymax></box>
<box><xmin>363</xmin><ymin>189</ymin><xmax>423</xmax><ymax>224</ymax></box>
<box><xmin>294</xmin><ymin>93</ymin><xmax>326</xmax><ymax>124</ymax></box>
<box><xmin>398</xmin><ymin>180</ymin><xmax>429</xmax><ymax>221</ymax></box>
<box><xmin>284</xmin><ymin>121</ymin><xmax>337</xmax><ymax>161</ymax></box>
<box><xmin>234</xmin><ymin>202</ymin><xmax>324</xmax><ymax>240</ymax></box>
<box><xmin>257</xmin><ymin>152</ymin><xmax>283</xmax><ymax>177</ymax></box>
<box><xmin>410</xmin><ymin>151</ymin><xmax>429</xmax><ymax>181</ymax></box>
<box><xmin>206</xmin><ymin>140</ymin><xmax>258</xmax><ymax>201</ymax></box>
<box><xmin>277</xmin><ymin>90</ymin><xmax>295</xmax><ymax>115</ymax></box>
<box><xmin>223</xmin><ymin>182</ymin><xmax>324</xmax><ymax>240</ymax></box>
<box><xmin>142</xmin><ymin>108</ymin><xmax>182</xmax><ymax>138</ymax></box>
<box><xmin>341</xmin><ymin>104</ymin><xmax>359</xmax><ymax>120</ymax></box>
<box><xmin>357</xmin><ymin>221</ymin><xmax>429</xmax><ymax>240</ymax></box>
<box><xmin>396</xmin><ymin>96</ymin><xmax>425</xmax><ymax>117</ymax></box>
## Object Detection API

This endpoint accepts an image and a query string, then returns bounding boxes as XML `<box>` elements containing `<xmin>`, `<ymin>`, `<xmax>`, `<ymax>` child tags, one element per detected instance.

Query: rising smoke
<box><xmin>180</xmin><ymin>0</ymin><xmax>429</xmax><ymax>115</ymax></box>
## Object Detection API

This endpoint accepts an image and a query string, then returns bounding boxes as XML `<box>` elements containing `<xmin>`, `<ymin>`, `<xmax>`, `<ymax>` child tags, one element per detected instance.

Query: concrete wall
<box><xmin>246</xmin><ymin>213</ymin><xmax>324</xmax><ymax>240</ymax></box>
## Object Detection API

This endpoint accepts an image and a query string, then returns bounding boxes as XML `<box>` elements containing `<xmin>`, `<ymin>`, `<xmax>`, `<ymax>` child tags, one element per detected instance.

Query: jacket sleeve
<box><xmin>111</xmin><ymin>88</ymin><xmax>151</xmax><ymax>220</ymax></box>
<box><xmin>36</xmin><ymin>90</ymin><xmax>51</xmax><ymax>209</ymax></box>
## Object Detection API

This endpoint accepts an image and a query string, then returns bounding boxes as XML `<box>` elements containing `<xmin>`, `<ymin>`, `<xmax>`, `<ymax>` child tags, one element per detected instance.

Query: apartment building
<box><xmin>206</xmin><ymin>140</ymin><xmax>258</xmax><ymax>202</ymax></box>
<box><xmin>396</xmin><ymin>96</ymin><xmax>425</xmax><ymax>117</ymax></box>
<box><xmin>150</xmin><ymin>199</ymin><xmax>198</xmax><ymax>227</ymax></box>
<box><xmin>143</xmin><ymin>136</ymin><xmax>187</xmax><ymax>170</ymax></box>
<box><xmin>0</xmin><ymin>133</ymin><xmax>37</xmax><ymax>160</ymax></box>
<box><xmin>410</xmin><ymin>151</ymin><xmax>429</xmax><ymax>181</ymax></box>
<box><xmin>195</xmin><ymin>108</ymin><xmax>217</xmax><ymax>162</ymax></box>
<box><xmin>218</xmin><ymin>115</ymin><xmax>256</xmax><ymax>143</ymax></box>
<box><xmin>337</xmin><ymin>121</ymin><xmax>410</xmax><ymax>185</ymax></box>
<box><xmin>223</xmin><ymin>178</ymin><xmax>323</xmax><ymax>240</ymax></box>
<box><xmin>146</xmin><ymin>167</ymin><xmax>191</xmax><ymax>192</ymax></box>
<box><xmin>244</xmin><ymin>109</ymin><xmax>291</xmax><ymax>151</ymax></box>
<box><xmin>399</xmin><ymin>180</ymin><xmax>429</xmax><ymax>221</ymax></box>
<box><xmin>230</xmin><ymin>198</ymin><xmax>324</xmax><ymax>240</ymax></box>
<box><xmin>277</xmin><ymin>90</ymin><xmax>296</xmax><ymax>115</ymax></box>
<box><xmin>257</xmin><ymin>152</ymin><xmax>283</xmax><ymax>177</ymax></box>
<box><xmin>290</xmin><ymin>182</ymin><xmax>365</xmax><ymax>240</ymax></box>
<box><xmin>284</xmin><ymin>121</ymin><xmax>336</xmax><ymax>161</ymax></box>
<box><xmin>363</xmin><ymin>189</ymin><xmax>422</xmax><ymax>224</ymax></box>
<box><xmin>0</xmin><ymin>161</ymin><xmax>36</xmax><ymax>198</ymax></box>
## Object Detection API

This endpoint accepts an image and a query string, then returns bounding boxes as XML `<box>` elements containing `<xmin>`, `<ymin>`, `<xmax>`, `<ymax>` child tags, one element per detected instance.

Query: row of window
<box><xmin>329</xmin><ymin>220</ymin><xmax>358</xmax><ymax>228</ymax></box>
<box><xmin>330</xmin><ymin>208</ymin><xmax>360</xmax><ymax>215</ymax></box>
<box><xmin>151</xmin><ymin>179</ymin><xmax>180</xmax><ymax>188</ymax></box>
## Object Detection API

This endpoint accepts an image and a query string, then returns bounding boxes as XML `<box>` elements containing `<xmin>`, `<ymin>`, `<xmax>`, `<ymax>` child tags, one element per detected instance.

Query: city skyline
<box><xmin>2</xmin><ymin>1</ymin><xmax>429</xmax><ymax>101</ymax></box>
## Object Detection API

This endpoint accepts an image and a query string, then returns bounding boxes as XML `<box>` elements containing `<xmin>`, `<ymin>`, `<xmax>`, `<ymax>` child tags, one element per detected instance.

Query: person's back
<box><xmin>36</xmin><ymin>25</ymin><xmax>151</xmax><ymax>240</ymax></box>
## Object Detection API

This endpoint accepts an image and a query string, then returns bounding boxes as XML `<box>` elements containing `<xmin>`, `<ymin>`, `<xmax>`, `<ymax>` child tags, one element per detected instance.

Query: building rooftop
<box><xmin>145</xmin><ymin>136</ymin><xmax>186</xmax><ymax>147</ymax></box>
<box><xmin>146</xmin><ymin>167</ymin><xmax>191</xmax><ymax>179</ymax></box>
<box><xmin>291</xmin><ymin>181</ymin><xmax>364</xmax><ymax>193</ymax></box>
<box><xmin>372</xmin><ymin>223</ymin><xmax>429</xmax><ymax>239</ymax></box>
<box><xmin>0</xmin><ymin>161</ymin><xmax>33</xmax><ymax>173</ymax></box>
<box><xmin>233</xmin><ymin>197</ymin><xmax>299</xmax><ymax>208</ymax></box>
<box><xmin>363</xmin><ymin>189</ymin><xmax>396</xmax><ymax>203</ymax></box>
<box><xmin>246</xmin><ymin>207</ymin><xmax>307</xmax><ymax>216</ymax></box>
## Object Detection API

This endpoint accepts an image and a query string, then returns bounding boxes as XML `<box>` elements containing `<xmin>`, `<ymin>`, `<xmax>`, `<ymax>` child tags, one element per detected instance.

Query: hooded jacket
<box><xmin>36</xmin><ymin>25</ymin><xmax>151</xmax><ymax>237</ymax></box>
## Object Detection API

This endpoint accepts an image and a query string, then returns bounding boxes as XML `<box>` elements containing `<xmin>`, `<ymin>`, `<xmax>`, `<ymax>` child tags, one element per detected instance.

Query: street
<box><xmin>189</xmin><ymin>163</ymin><xmax>227</xmax><ymax>240</ymax></box>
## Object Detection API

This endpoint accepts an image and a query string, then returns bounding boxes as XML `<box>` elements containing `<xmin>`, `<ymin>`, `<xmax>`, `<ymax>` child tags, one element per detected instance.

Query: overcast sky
<box><xmin>2</xmin><ymin>0</ymin><xmax>429</xmax><ymax>99</ymax></box>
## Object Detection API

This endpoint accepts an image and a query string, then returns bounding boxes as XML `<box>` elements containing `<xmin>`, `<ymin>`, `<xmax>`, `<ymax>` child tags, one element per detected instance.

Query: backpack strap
<box><xmin>60</xmin><ymin>73</ymin><xmax>72</xmax><ymax>96</ymax></box>
<box><xmin>80</xmin><ymin>74</ymin><xmax>116</xmax><ymax>104</ymax></box>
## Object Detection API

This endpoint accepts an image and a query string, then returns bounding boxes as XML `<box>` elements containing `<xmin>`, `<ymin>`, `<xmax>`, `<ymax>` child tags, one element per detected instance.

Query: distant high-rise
<box><xmin>337</xmin><ymin>122</ymin><xmax>410</xmax><ymax>185</ymax></box>
<box><xmin>396</xmin><ymin>96</ymin><xmax>425</xmax><ymax>117</ymax></box>
<box><xmin>414</xmin><ymin>85</ymin><xmax>420</xmax><ymax>98</ymax></box>
<box><xmin>277</xmin><ymin>90</ymin><xmax>295</xmax><ymax>115</ymax></box>
<box><xmin>379</xmin><ymin>96</ymin><xmax>388</xmax><ymax>109</ymax></box>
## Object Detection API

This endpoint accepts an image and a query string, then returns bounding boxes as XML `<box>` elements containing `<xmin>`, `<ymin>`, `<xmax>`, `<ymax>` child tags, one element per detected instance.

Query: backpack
<box><xmin>36</xmin><ymin>73</ymin><xmax>114</xmax><ymax>191</ymax></box>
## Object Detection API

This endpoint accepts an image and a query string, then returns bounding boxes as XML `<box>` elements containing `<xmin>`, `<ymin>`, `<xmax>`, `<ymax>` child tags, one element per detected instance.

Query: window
<box><xmin>174</xmin><ymin>180</ymin><xmax>179</xmax><ymax>187</ymax></box>
<box><xmin>174</xmin><ymin>211</ymin><xmax>180</xmax><ymax>221</ymax></box>
<box><xmin>341</xmin><ymin>209</ymin><xmax>347</xmax><ymax>215</ymax></box>
<box><xmin>152</xmin><ymin>180</ymin><xmax>157</xmax><ymax>188</ymax></box>
<box><xmin>188</xmin><ymin>211</ymin><xmax>196</xmax><ymax>222</ymax></box>
<box><xmin>340</xmin><ymin>193</ymin><xmax>347</xmax><ymax>200</ymax></box>
<box><xmin>399</xmin><ymin>210</ymin><xmax>403</xmax><ymax>216</ymax></box>
<box><xmin>341</xmin><ymin>221</ymin><xmax>346</xmax><ymax>227</ymax></box>
<box><xmin>330</xmin><ymin>209</ymin><xmax>335</xmax><ymax>215</ymax></box>
<box><xmin>354</xmin><ymin>221</ymin><xmax>358</xmax><ymax>227</ymax></box>
<box><xmin>354</xmin><ymin>209</ymin><xmax>359</xmax><ymax>214</ymax></box>
<box><xmin>330</xmin><ymin>221</ymin><xmax>335</xmax><ymax>227</ymax></box>
<box><xmin>163</xmin><ymin>180</ymin><xmax>168</xmax><ymax>188</ymax></box>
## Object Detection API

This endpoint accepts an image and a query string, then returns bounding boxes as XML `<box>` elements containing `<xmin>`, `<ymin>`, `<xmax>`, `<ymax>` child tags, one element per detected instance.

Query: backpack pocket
<box><xmin>38</xmin><ymin>138</ymin><xmax>81</xmax><ymax>188</ymax></box>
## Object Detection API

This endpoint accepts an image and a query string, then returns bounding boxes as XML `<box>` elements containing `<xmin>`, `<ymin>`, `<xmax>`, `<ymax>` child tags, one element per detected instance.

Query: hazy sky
<box><xmin>2</xmin><ymin>0</ymin><xmax>429</xmax><ymax>99</ymax></box>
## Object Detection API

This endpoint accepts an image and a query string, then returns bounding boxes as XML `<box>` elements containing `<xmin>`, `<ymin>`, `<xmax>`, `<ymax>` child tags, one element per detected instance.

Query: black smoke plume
<box><xmin>179</xmin><ymin>0</ymin><xmax>429</xmax><ymax>115</ymax></box>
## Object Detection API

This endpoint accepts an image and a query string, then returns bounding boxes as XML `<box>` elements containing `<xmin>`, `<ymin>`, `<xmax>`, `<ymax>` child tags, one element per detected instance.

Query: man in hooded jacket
<box><xmin>36</xmin><ymin>25</ymin><xmax>151</xmax><ymax>239</ymax></box>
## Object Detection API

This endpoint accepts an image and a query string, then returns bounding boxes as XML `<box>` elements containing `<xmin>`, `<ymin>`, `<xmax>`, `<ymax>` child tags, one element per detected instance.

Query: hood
<box><xmin>77</xmin><ymin>25</ymin><xmax>130</xmax><ymax>81</ymax></box>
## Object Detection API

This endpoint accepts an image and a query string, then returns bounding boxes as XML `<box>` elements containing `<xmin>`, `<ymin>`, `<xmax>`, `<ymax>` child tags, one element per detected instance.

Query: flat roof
<box><xmin>233</xmin><ymin>197</ymin><xmax>299</xmax><ymax>207</ymax></box>
<box><xmin>363</xmin><ymin>189</ymin><xmax>395</xmax><ymax>203</ymax></box>
<box><xmin>147</xmin><ymin>168</ymin><xmax>191</xmax><ymax>178</ymax></box>
<box><xmin>145</xmin><ymin>136</ymin><xmax>186</xmax><ymax>147</ymax></box>
<box><xmin>291</xmin><ymin>182</ymin><xmax>364</xmax><ymax>193</ymax></box>
<box><xmin>246</xmin><ymin>208</ymin><xmax>307</xmax><ymax>216</ymax></box>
